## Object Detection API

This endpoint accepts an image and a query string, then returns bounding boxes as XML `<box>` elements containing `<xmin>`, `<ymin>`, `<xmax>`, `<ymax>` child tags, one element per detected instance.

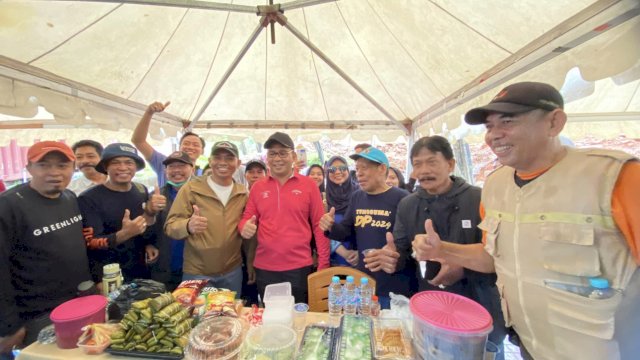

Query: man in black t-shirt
<box><xmin>0</xmin><ymin>141</ymin><xmax>91</xmax><ymax>356</ymax></box>
<box><xmin>78</xmin><ymin>143</ymin><xmax>164</xmax><ymax>282</ymax></box>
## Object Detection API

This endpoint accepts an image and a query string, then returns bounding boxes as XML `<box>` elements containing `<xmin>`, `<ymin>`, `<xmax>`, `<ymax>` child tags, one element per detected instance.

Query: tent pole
<box><xmin>277</xmin><ymin>13</ymin><xmax>409</xmax><ymax>135</ymax></box>
<box><xmin>188</xmin><ymin>16</ymin><xmax>269</xmax><ymax>131</ymax></box>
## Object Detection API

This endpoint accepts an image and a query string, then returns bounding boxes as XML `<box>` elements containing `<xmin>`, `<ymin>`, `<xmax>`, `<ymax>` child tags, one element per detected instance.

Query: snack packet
<box><xmin>202</xmin><ymin>290</ymin><xmax>237</xmax><ymax>318</ymax></box>
<box><xmin>172</xmin><ymin>280</ymin><xmax>208</xmax><ymax>307</ymax></box>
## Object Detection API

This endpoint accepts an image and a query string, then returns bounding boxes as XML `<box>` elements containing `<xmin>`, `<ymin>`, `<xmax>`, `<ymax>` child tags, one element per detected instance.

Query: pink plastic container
<box><xmin>410</xmin><ymin>291</ymin><xmax>492</xmax><ymax>360</ymax></box>
<box><xmin>49</xmin><ymin>295</ymin><xmax>107</xmax><ymax>349</ymax></box>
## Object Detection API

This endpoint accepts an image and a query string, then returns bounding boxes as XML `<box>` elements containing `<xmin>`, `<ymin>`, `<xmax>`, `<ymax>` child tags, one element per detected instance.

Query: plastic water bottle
<box><xmin>588</xmin><ymin>278</ymin><xmax>615</xmax><ymax>299</ymax></box>
<box><xmin>328</xmin><ymin>276</ymin><xmax>343</xmax><ymax>316</ymax></box>
<box><xmin>359</xmin><ymin>277</ymin><xmax>372</xmax><ymax>315</ymax></box>
<box><xmin>544</xmin><ymin>277</ymin><xmax>615</xmax><ymax>299</ymax></box>
<box><xmin>343</xmin><ymin>276</ymin><xmax>357</xmax><ymax>315</ymax></box>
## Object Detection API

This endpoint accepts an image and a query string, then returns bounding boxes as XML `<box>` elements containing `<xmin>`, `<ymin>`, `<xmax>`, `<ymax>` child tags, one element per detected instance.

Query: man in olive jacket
<box><xmin>165</xmin><ymin>141</ymin><xmax>255</xmax><ymax>295</ymax></box>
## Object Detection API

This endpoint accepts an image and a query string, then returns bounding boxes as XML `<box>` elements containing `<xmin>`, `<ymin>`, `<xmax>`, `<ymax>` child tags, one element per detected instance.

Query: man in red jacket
<box><xmin>239</xmin><ymin>132</ymin><xmax>330</xmax><ymax>303</ymax></box>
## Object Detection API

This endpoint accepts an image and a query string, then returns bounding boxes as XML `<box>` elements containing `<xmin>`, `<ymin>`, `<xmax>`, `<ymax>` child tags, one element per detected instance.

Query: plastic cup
<box><xmin>293</xmin><ymin>303</ymin><xmax>309</xmax><ymax>331</ymax></box>
<box><xmin>361</xmin><ymin>249</ymin><xmax>376</xmax><ymax>258</ymax></box>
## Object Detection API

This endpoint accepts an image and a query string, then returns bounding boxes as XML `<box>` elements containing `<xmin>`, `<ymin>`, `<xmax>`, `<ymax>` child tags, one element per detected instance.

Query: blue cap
<box><xmin>346</xmin><ymin>276</ymin><xmax>354</xmax><ymax>283</ymax></box>
<box><xmin>331</xmin><ymin>276</ymin><xmax>340</xmax><ymax>283</ymax></box>
<box><xmin>589</xmin><ymin>277</ymin><xmax>609</xmax><ymax>289</ymax></box>
<box><xmin>361</xmin><ymin>277</ymin><xmax>369</xmax><ymax>285</ymax></box>
<box><xmin>349</xmin><ymin>146</ymin><xmax>389</xmax><ymax>167</ymax></box>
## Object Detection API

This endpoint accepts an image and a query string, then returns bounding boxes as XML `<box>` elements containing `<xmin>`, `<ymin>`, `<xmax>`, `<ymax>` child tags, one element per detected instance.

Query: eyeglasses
<box><xmin>328</xmin><ymin>165</ymin><xmax>349</xmax><ymax>173</ymax></box>
<box><xmin>267</xmin><ymin>150</ymin><xmax>293</xmax><ymax>158</ymax></box>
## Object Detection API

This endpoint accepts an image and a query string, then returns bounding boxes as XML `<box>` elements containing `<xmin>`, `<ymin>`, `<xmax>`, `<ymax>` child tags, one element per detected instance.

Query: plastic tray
<box><xmin>372</xmin><ymin>319</ymin><xmax>413</xmax><ymax>360</ymax></box>
<box><xmin>105</xmin><ymin>347</ymin><xmax>183</xmax><ymax>359</ymax></box>
<box><xmin>295</xmin><ymin>324</ymin><xmax>336</xmax><ymax>360</ymax></box>
<box><xmin>336</xmin><ymin>315</ymin><xmax>373</xmax><ymax>360</ymax></box>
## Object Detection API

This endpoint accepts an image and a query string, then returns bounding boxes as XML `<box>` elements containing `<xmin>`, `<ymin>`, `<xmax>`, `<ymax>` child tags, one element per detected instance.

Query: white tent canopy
<box><xmin>0</xmin><ymin>0</ymin><xmax>639</xmax><ymax>143</ymax></box>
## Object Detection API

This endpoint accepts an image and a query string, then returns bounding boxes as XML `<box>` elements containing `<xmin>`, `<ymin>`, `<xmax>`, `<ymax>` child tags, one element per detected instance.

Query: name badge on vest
<box><xmin>462</xmin><ymin>220</ymin><xmax>472</xmax><ymax>229</ymax></box>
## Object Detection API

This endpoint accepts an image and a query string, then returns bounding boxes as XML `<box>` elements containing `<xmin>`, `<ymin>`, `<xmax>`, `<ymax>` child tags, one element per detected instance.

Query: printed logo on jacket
<box><xmin>33</xmin><ymin>214</ymin><xmax>83</xmax><ymax>236</ymax></box>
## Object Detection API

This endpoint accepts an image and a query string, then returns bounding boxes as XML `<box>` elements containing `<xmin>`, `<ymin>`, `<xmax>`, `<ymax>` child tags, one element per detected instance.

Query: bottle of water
<box><xmin>544</xmin><ymin>277</ymin><xmax>615</xmax><ymax>299</ymax></box>
<box><xmin>359</xmin><ymin>277</ymin><xmax>372</xmax><ymax>316</ymax></box>
<box><xmin>588</xmin><ymin>277</ymin><xmax>615</xmax><ymax>299</ymax></box>
<box><xmin>343</xmin><ymin>276</ymin><xmax>357</xmax><ymax>315</ymax></box>
<box><xmin>328</xmin><ymin>276</ymin><xmax>343</xmax><ymax>316</ymax></box>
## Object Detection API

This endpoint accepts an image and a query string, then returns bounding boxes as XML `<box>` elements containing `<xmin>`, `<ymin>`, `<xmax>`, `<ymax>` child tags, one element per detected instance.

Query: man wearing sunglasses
<box><xmin>239</xmin><ymin>132</ymin><xmax>330</xmax><ymax>304</ymax></box>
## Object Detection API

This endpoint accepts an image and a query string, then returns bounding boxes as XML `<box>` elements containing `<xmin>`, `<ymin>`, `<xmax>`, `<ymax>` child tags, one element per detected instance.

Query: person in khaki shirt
<box><xmin>164</xmin><ymin>141</ymin><xmax>255</xmax><ymax>296</ymax></box>
<box><xmin>412</xmin><ymin>82</ymin><xmax>640</xmax><ymax>360</ymax></box>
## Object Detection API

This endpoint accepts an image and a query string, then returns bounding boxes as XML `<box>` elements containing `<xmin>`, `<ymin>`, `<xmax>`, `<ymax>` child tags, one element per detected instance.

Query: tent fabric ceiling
<box><xmin>0</xmin><ymin>0</ymin><xmax>638</xmax><ymax>143</ymax></box>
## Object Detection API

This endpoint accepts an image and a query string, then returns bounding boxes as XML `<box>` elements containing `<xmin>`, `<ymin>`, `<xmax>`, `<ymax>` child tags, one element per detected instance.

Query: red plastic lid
<box><xmin>410</xmin><ymin>291</ymin><xmax>492</xmax><ymax>334</ymax></box>
<box><xmin>50</xmin><ymin>295</ymin><xmax>107</xmax><ymax>322</ymax></box>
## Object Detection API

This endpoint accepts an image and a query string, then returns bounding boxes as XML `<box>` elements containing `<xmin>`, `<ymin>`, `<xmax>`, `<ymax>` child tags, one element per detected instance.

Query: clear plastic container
<box><xmin>240</xmin><ymin>324</ymin><xmax>297</xmax><ymax>360</ymax></box>
<box><xmin>336</xmin><ymin>315</ymin><xmax>373</xmax><ymax>360</ymax></box>
<box><xmin>296</xmin><ymin>324</ymin><xmax>336</xmax><ymax>360</ymax></box>
<box><xmin>76</xmin><ymin>333</ymin><xmax>110</xmax><ymax>355</ymax></box>
<box><xmin>263</xmin><ymin>282</ymin><xmax>294</xmax><ymax>326</ymax></box>
<box><xmin>410</xmin><ymin>291</ymin><xmax>492</xmax><ymax>360</ymax></box>
<box><xmin>263</xmin><ymin>282</ymin><xmax>291</xmax><ymax>301</ymax></box>
<box><xmin>184</xmin><ymin>317</ymin><xmax>246</xmax><ymax>360</ymax></box>
<box><xmin>372</xmin><ymin>319</ymin><xmax>413</xmax><ymax>360</ymax></box>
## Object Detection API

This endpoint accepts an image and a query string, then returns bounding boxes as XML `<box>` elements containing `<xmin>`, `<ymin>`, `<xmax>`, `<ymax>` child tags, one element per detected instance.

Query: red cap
<box><xmin>27</xmin><ymin>141</ymin><xmax>75</xmax><ymax>163</ymax></box>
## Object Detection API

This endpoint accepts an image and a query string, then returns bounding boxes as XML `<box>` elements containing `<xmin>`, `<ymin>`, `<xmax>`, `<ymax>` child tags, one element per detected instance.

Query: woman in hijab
<box><xmin>325</xmin><ymin>155</ymin><xmax>359</xmax><ymax>267</ymax></box>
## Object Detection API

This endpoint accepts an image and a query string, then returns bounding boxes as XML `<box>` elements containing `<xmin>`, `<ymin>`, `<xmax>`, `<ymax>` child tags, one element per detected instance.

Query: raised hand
<box><xmin>412</xmin><ymin>219</ymin><xmax>443</xmax><ymax>261</ymax></box>
<box><xmin>146</xmin><ymin>101</ymin><xmax>170</xmax><ymax>114</ymax></box>
<box><xmin>188</xmin><ymin>205</ymin><xmax>208</xmax><ymax>234</ymax></box>
<box><xmin>319</xmin><ymin>207</ymin><xmax>336</xmax><ymax>232</ymax></box>
<box><xmin>241</xmin><ymin>215</ymin><xmax>257</xmax><ymax>239</ymax></box>
<box><xmin>121</xmin><ymin>209</ymin><xmax>147</xmax><ymax>238</ymax></box>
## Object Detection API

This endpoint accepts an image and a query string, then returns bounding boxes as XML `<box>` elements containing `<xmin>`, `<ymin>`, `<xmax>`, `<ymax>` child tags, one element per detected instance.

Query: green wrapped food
<box><xmin>154</xmin><ymin>302</ymin><xmax>182</xmax><ymax>322</ymax></box>
<box><xmin>124</xmin><ymin>342</ymin><xmax>136</xmax><ymax>351</ymax></box>
<box><xmin>147</xmin><ymin>344</ymin><xmax>160</xmax><ymax>353</ymax></box>
<box><xmin>173</xmin><ymin>334</ymin><xmax>189</xmax><ymax>348</ymax></box>
<box><xmin>134</xmin><ymin>344</ymin><xmax>148</xmax><ymax>352</ymax></box>
<box><xmin>170</xmin><ymin>346</ymin><xmax>183</xmax><ymax>355</ymax></box>
<box><xmin>150</xmin><ymin>293</ymin><xmax>174</xmax><ymax>312</ymax></box>
<box><xmin>163</xmin><ymin>308</ymin><xmax>190</xmax><ymax>328</ymax></box>
<box><xmin>140</xmin><ymin>308</ymin><xmax>153</xmax><ymax>321</ymax></box>
<box><xmin>111</xmin><ymin>330</ymin><xmax>126</xmax><ymax>340</ymax></box>
<box><xmin>110</xmin><ymin>344</ymin><xmax>125</xmax><ymax>350</ymax></box>
<box><xmin>168</xmin><ymin>318</ymin><xmax>194</xmax><ymax>337</ymax></box>
<box><xmin>132</xmin><ymin>298</ymin><xmax>151</xmax><ymax>310</ymax></box>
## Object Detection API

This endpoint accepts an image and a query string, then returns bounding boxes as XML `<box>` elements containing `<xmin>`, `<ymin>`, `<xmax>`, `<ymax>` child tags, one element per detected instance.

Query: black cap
<box><xmin>264</xmin><ymin>132</ymin><xmax>294</xmax><ymax>149</ymax></box>
<box><xmin>211</xmin><ymin>141</ymin><xmax>239</xmax><ymax>157</ymax></box>
<box><xmin>162</xmin><ymin>151</ymin><xmax>194</xmax><ymax>167</ymax></box>
<box><xmin>95</xmin><ymin>143</ymin><xmax>145</xmax><ymax>174</ymax></box>
<box><xmin>245</xmin><ymin>159</ymin><xmax>266</xmax><ymax>172</ymax></box>
<box><xmin>465</xmin><ymin>82</ymin><xmax>564</xmax><ymax>125</ymax></box>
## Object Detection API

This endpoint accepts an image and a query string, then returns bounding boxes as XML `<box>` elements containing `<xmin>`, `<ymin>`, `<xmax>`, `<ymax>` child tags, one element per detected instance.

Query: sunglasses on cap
<box><xmin>328</xmin><ymin>165</ymin><xmax>349</xmax><ymax>173</ymax></box>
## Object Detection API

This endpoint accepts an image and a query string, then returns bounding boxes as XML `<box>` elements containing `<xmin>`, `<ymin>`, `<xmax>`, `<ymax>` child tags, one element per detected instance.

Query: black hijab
<box><xmin>389</xmin><ymin>166</ymin><xmax>406</xmax><ymax>189</ymax></box>
<box><xmin>325</xmin><ymin>156</ymin><xmax>359</xmax><ymax>214</ymax></box>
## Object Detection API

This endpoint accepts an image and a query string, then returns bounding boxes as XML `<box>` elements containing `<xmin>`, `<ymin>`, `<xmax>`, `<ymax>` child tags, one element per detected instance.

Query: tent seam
<box><xmin>302</xmin><ymin>7</ymin><xmax>330</xmax><ymax>122</ymax></box>
<box><xmin>336</xmin><ymin>2</ymin><xmax>408</xmax><ymax>121</ymax></box>
<box><xmin>427</xmin><ymin>0</ymin><xmax>513</xmax><ymax>55</ymax></box>
<box><xmin>127</xmin><ymin>8</ymin><xmax>190</xmax><ymax>99</ymax></box>
<box><xmin>28</xmin><ymin>4</ymin><xmax>123</xmax><ymax>65</ymax></box>
<box><xmin>366</xmin><ymin>0</ymin><xmax>445</xmax><ymax>98</ymax></box>
<box><xmin>187</xmin><ymin>9</ymin><xmax>233</xmax><ymax>120</ymax></box>
<box><xmin>624</xmin><ymin>81</ymin><xmax>640</xmax><ymax>112</ymax></box>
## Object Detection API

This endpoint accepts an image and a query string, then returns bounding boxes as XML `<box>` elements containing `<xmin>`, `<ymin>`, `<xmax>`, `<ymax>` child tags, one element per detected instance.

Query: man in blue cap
<box><xmin>319</xmin><ymin>146</ymin><xmax>415</xmax><ymax>308</ymax></box>
<box><xmin>78</xmin><ymin>143</ymin><xmax>165</xmax><ymax>282</ymax></box>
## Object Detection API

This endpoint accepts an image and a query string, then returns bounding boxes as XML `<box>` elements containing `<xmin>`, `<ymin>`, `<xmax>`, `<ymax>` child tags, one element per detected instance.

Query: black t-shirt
<box><xmin>0</xmin><ymin>184</ymin><xmax>90</xmax><ymax>336</ymax></box>
<box><xmin>78</xmin><ymin>183</ymin><xmax>154</xmax><ymax>281</ymax></box>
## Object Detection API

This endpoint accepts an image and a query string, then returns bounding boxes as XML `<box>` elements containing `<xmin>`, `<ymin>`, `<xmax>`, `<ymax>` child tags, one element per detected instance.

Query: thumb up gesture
<box><xmin>147</xmin><ymin>186</ymin><xmax>167</xmax><ymax>214</ymax></box>
<box><xmin>241</xmin><ymin>215</ymin><xmax>258</xmax><ymax>239</ymax></box>
<box><xmin>319</xmin><ymin>207</ymin><xmax>336</xmax><ymax>232</ymax></box>
<box><xmin>188</xmin><ymin>205</ymin><xmax>208</xmax><ymax>234</ymax></box>
<box><xmin>412</xmin><ymin>219</ymin><xmax>443</xmax><ymax>261</ymax></box>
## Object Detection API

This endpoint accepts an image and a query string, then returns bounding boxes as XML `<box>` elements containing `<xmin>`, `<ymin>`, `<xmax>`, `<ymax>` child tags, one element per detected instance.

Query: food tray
<box><xmin>372</xmin><ymin>319</ymin><xmax>413</xmax><ymax>360</ymax></box>
<box><xmin>105</xmin><ymin>347</ymin><xmax>183</xmax><ymax>359</ymax></box>
<box><xmin>336</xmin><ymin>315</ymin><xmax>373</xmax><ymax>360</ymax></box>
<box><xmin>295</xmin><ymin>324</ymin><xmax>336</xmax><ymax>360</ymax></box>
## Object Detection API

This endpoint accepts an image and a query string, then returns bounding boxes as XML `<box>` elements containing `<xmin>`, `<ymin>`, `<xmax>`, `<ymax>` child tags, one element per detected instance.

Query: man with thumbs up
<box><xmin>389</xmin><ymin>136</ymin><xmax>506</xmax><ymax>358</ymax></box>
<box><xmin>165</xmin><ymin>141</ymin><xmax>252</xmax><ymax>296</ymax></box>
<box><xmin>320</xmin><ymin>146</ymin><xmax>413</xmax><ymax>309</ymax></box>
<box><xmin>78</xmin><ymin>143</ymin><xmax>159</xmax><ymax>282</ymax></box>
